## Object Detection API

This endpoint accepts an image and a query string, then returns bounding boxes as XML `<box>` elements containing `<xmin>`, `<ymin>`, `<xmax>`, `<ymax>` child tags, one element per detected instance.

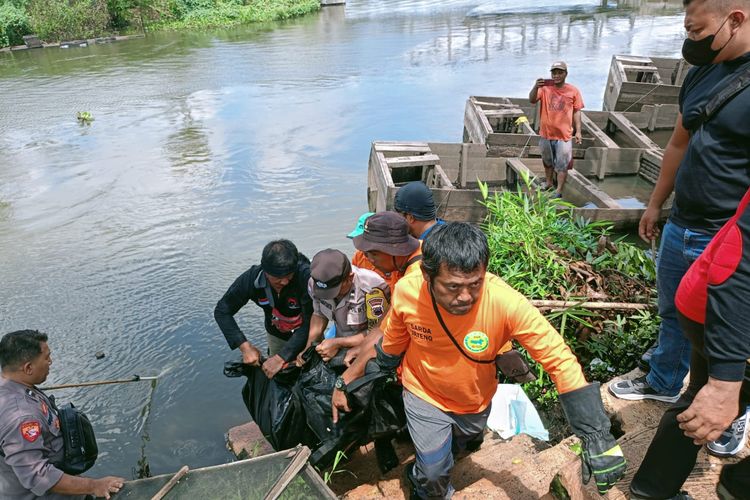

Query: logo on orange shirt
<box><xmin>464</xmin><ymin>331</ymin><xmax>489</xmax><ymax>353</ymax></box>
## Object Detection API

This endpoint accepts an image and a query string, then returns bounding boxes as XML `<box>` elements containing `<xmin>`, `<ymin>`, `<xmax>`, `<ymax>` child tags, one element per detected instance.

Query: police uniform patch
<box><xmin>20</xmin><ymin>421</ymin><xmax>41</xmax><ymax>442</ymax></box>
<box><xmin>366</xmin><ymin>288</ymin><xmax>388</xmax><ymax>321</ymax></box>
<box><xmin>41</xmin><ymin>402</ymin><xmax>48</xmax><ymax>416</ymax></box>
<box><xmin>464</xmin><ymin>331</ymin><xmax>490</xmax><ymax>353</ymax></box>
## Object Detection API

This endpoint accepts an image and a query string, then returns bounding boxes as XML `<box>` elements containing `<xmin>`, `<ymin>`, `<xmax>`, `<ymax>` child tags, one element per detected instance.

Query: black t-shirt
<box><xmin>214</xmin><ymin>259</ymin><xmax>313</xmax><ymax>362</ymax></box>
<box><xmin>671</xmin><ymin>52</ymin><xmax>750</xmax><ymax>234</ymax></box>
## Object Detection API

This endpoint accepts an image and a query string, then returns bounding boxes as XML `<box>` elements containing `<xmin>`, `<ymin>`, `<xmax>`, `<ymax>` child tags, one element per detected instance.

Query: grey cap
<box><xmin>310</xmin><ymin>249</ymin><xmax>351</xmax><ymax>300</ymax></box>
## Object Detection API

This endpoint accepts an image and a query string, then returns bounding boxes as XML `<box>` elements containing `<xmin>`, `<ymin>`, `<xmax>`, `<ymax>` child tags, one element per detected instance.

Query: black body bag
<box><xmin>55</xmin><ymin>402</ymin><xmax>98</xmax><ymax>475</ymax></box>
<box><xmin>295</xmin><ymin>347</ymin><xmax>401</xmax><ymax>467</ymax></box>
<box><xmin>224</xmin><ymin>360</ymin><xmax>308</xmax><ymax>451</ymax></box>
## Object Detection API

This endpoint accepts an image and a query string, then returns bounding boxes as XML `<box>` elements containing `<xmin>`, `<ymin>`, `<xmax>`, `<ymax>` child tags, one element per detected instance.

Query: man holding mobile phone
<box><xmin>529</xmin><ymin>61</ymin><xmax>584</xmax><ymax>197</ymax></box>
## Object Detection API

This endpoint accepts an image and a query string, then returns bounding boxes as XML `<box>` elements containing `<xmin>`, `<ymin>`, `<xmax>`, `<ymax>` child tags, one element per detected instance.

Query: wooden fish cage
<box><xmin>368</xmin><ymin>141</ymin><xmax>510</xmax><ymax>223</ymax></box>
<box><xmin>603</xmin><ymin>55</ymin><xmax>690</xmax><ymax>112</ymax></box>
<box><xmin>368</xmin><ymin>98</ymin><xmax>677</xmax><ymax>228</ymax></box>
<box><xmin>463</xmin><ymin>96</ymin><xmax>538</xmax><ymax>144</ymax></box>
<box><xmin>463</xmin><ymin>94</ymin><xmax>676</xmax><ymax>181</ymax></box>
<box><xmin>116</xmin><ymin>447</ymin><xmax>336</xmax><ymax>499</ymax></box>
<box><xmin>368</xmin><ymin>54</ymin><xmax>684</xmax><ymax>230</ymax></box>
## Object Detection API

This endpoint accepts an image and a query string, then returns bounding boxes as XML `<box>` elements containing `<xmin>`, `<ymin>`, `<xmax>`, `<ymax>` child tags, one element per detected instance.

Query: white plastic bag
<box><xmin>486</xmin><ymin>384</ymin><xmax>549</xmax><ymax>441</ymax></box>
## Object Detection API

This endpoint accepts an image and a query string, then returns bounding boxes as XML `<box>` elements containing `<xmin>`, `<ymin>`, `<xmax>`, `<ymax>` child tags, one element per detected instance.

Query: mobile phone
<box><xmin>544</xmin><ymin>79</ymin><xmax>555</xmax><ymax>86</ymax></box>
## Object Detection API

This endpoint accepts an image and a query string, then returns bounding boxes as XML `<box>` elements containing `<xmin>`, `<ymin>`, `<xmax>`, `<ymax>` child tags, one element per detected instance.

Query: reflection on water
<box><xmin>0</xmin><ymin>0</ymin><xmax>683</xmax><ymax>478</ymax></box>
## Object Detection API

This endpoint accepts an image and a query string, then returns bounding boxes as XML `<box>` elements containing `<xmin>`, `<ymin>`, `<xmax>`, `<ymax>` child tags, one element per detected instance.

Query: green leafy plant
<box><xmin>0</xmin><ymin>3</ymin><xmax>31</xmax><ymax>47</ymax></box>
<box><xmin>27</xmin><ymin>0</ymin><xmax>110</xmax><ymax>42</ymax></box>
<box><xmin>77</xmin><ymin>111</ymin><xmax>94</xmax><ymax>124</ymax></box>
<box><xmin>478</xmin><ymin>177</ymin><xmax>658</xmax><ymax>414</ymax></box>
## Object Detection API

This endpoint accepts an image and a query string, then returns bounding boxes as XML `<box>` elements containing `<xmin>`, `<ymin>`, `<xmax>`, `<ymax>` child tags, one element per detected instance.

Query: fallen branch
<box><xmin>530</xmin><ymin>300</ymin><xmax>652</xmax><ymax>311</ymax></box>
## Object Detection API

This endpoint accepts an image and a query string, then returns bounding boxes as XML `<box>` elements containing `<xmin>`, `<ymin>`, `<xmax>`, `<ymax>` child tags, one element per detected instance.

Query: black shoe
<box><xmin>630</xmin><ymin>490</ymin><xmax>694</xmax><ymax>500</ymax></box>
<box><xmin>465</xmin><ymin>434</ymin><xmax>484</xmax><ymax>453</ymax></box>
<box><xmin>403</xmin><ymin>461</ymin><xmax>420</xmax><ymax>500</ymax></box>
<box><xmin>718</xmin><ymin>460</ymin><xmax>750</xmax><ymax>500</ymax></box>
<box><xmin>374</xmin><ymin>437</ymin><xmax>399</xmax><ymax>474</ymax></box>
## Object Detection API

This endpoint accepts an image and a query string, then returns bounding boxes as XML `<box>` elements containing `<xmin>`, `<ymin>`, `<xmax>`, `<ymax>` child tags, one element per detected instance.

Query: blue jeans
<box><xmin>646</xmin><ymin>221</ymin><xmax>713</xmax><ymax>396</ymax></box>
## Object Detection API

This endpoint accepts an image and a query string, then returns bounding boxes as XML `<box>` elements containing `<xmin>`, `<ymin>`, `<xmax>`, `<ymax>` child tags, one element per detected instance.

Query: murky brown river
<box><xmin>0</xmin><ymin>0</ymin><xmax>685</xmax><ymax>478</ymax></box>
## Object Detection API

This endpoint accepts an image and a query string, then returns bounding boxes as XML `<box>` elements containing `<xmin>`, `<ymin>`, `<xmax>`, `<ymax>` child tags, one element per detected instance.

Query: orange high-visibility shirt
<box><xmin>381</xmin><ymin>272</ymin><xmax>586</xmax><ymax>414</ymax></box>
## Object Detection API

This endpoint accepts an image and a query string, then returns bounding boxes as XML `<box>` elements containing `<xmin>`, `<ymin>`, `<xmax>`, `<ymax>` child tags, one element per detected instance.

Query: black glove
<box><xmin>374</xmin><ymin>338</ymin><xmax>402</xmax><ymax>371</ymax></box>
<box><xmin>559</xmin><ymin>383</ymin><xmax>626</xmax><ymax>494</ymax></box>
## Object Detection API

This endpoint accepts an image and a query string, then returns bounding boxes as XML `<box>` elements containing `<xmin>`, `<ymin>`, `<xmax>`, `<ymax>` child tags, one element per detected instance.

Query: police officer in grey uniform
<box><xmin>297</xmin><ymin>249</ymin><xmax>391</xmax><ymax>365</ymax></box>
<box><xmin>0</xmin><ymin>330</ymin><xmax>125</xmax><ymax>499</ymax></box>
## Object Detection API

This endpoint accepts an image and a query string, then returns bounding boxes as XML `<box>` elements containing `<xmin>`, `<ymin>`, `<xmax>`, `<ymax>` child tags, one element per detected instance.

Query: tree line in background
<box><xmin>0</xmin><ymin>0</ymin><xmax>319</xmax><ymax>47</ymax></box>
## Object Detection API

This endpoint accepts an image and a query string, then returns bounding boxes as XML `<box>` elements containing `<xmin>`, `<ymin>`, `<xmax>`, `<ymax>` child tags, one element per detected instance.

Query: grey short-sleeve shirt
<box><xmin>310</xmin><ymin>266</ymin><xmax>391</xmax><ymax>337</ymax></box>
<box><xmin>0</xmin><ymin>376</ymin><xmax>79</xmax><ymax>500</ymax></box>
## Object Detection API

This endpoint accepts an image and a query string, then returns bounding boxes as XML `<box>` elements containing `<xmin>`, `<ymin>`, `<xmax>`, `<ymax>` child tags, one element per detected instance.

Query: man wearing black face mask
<box><xmin>611</xmin><ymin>1</ymin><xmax>750</xmax><ymax>499</ymax></box>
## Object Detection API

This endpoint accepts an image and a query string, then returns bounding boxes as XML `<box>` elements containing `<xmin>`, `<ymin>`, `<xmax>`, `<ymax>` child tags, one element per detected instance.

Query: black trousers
<box><xmin>629</xmin><ymin>314</ymin><xmax>750</xmax><ymax>499</ymax></box>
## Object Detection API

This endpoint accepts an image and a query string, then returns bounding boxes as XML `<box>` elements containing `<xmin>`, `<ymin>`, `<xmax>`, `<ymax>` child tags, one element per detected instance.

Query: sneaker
<box><xmin>551</xmin><ymin>192</ymin><xmax>562</xmax><ymax>199</ymax></box>
<box><xmin>707</xmin><ymin>408</ymin><xmax>750</xmax><ymax>457</ymax></box>
<box><xmin>608</xmin><ymin>376</ymin><xmax>680</xmax><ymax>403</ymax></box>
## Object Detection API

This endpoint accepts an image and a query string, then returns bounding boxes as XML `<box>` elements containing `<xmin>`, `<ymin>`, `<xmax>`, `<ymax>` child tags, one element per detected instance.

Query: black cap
<box><xmin>310</xmin><ymin>249</ymin><xmax>351</xmax><ymax>300</ymax></box>
<box><xmin>394</xmin><ymin>181</ymin><xmax>437</xmax><ymax>221</ymax></box>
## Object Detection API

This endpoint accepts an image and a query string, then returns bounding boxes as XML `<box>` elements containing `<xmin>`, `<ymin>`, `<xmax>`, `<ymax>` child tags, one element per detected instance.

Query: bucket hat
<box><xmin>352</xmin><ymin>211</ymin><xmax>419</xmax><ymax>256</ymax></box>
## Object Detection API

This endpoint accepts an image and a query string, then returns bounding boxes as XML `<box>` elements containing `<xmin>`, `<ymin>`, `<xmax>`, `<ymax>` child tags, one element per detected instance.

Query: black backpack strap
<box><xmin>694</xmin><ymin>61</ymin><xmax>750</xmax><ymax>129</ymax></box>
<box><xmin>399</xmin><ymin>254</ymin><xmax>422</xmax><ymax>275</ymax></box>
<box><xmin>429</xmin><ymin>290</ymin><xmax>495</xmax><ymax>365</ymax></box>
<box><xmin>345</xmin><ymin>371</ymin><xmax>389</xmax><ymax>393</ymax></box>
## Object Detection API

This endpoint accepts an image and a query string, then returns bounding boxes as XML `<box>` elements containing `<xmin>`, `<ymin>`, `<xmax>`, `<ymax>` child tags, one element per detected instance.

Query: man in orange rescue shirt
<box><xmin>529</xmin><ymin>61</ymin><xmax>584</xmax><ymax>197</ymax></box>
<box><xmin>335</xmin><ymin>223</ymin><xmax>625</xmax><ymax>499</ymax></box>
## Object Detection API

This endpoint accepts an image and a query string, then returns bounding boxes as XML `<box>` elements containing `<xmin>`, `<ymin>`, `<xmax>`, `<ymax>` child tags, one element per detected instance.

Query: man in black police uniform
<box><xmin>215</xmin><ymin>239</ymin><xmax>313</xmax><ymax>378</ymax></box>
<box><xmin>0</xmin><ymin>330</ymin><xmax>124</xmax><ymax>499</ymax></box>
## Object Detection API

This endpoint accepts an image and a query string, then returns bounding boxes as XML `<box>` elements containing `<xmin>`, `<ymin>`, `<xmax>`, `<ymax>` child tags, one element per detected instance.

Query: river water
<box><xmin>0</xmin><ymin>0</ymin><xmax>684</xmax><ymax>479</ymax></box>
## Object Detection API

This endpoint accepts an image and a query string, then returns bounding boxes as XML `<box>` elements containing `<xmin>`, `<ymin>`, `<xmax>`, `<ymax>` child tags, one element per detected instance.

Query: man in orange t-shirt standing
<box><xmin>336</xmin><ymin>223</ymin><xmax>624</xmax><ymax>498</ymax></box>
<box><xmin>529</xmin><ymin>61</ymin><xmax>584</xmax><ymax>197</ymax></box>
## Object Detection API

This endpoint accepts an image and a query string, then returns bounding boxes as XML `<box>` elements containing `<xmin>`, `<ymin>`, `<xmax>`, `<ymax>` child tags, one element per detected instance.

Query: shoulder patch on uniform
<box><xmin>366</xmin><ymin>288</ymin><xmax>388</xmax><ymax>320</ymax></box>
<box><xmin>20</xmin><ymin>421</ymin><xmax>41</xmax><ymax>442</ymax></box>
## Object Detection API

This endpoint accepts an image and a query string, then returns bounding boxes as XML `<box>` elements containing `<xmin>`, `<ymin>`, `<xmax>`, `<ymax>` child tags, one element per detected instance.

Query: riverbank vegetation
<box><xmin>480</xmin><ymin>177</ymin><xmax>658</xmax><ymax>429</ymax></box>
<box><xmin>0</xmin><ymin>0</ymin><xmax>319</xmax><ymax>47</ymax></box>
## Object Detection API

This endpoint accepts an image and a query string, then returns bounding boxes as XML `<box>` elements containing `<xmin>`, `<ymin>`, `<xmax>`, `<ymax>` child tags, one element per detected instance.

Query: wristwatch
<box><xmin>334</xmin><ymin>376</ymin><xmax>348</xmax><ymax>393</ymax></box>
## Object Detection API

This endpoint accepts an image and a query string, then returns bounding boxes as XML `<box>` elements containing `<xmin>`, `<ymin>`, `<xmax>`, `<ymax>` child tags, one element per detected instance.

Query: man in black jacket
<box><xmin>214</xmin><ymin>240</ymin><xmax>313</xmax><ymax>379</ymax></box>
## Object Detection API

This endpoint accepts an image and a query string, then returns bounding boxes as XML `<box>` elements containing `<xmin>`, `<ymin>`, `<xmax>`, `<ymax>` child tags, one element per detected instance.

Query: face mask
<box><xmin>682</xmin><ymin>16</ymin><xmax>734</xmax><ymax>66</ymax></box>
